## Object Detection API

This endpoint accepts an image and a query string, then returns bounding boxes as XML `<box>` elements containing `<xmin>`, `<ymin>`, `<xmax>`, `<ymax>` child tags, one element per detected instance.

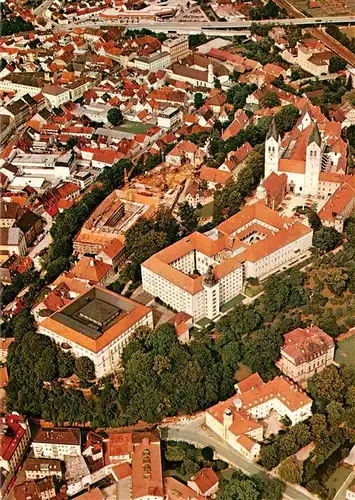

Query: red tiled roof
<box><xmin>189</xmin><ymin>468</ymin><xmax>218</xmax><ymax>495</ymax></box>
<box><xmin>280</xmin><ymin>326</ymin><xmax>334</xmax><ymax>365</ymax></box>
<box><xmin>70</xmin><ymin>257</ymin><xmax>112</xmax><ymax>283</ymax></box>
<box><xmin>0</xmin><ymin>414</ymin><xmax>27</xmax><ymax>462</ymax></box>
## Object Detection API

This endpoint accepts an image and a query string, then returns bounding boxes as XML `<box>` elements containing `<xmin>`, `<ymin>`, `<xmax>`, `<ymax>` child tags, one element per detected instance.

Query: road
<box><xmin>293</xmin><ymin>73</ymin><xmax>340</xmax><ymax>85</ymax></box>
<box><xmin>161</xmin><ymin>419</ymin><xmax>316</xmax><ymax>500</ymax></box>
<box><xmin>62</xmin><ymin>15</ymin><xmax>355</xmax><ymax>33</ymax></box>
<box><xmin>33</xmin><ymin>0</ymin><xmax>53</xmax><ymax>16</ymax></box>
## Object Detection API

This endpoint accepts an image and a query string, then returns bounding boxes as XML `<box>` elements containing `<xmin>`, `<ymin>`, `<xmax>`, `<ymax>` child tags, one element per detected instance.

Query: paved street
<box><xmin>161</xmin><ymin>419</ymin><xmax>316</xmax><ymax>500</ymax></box>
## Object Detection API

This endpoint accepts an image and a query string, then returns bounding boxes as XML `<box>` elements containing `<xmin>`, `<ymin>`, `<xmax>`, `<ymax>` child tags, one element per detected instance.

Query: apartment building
<box><xmin>24</xmin><ymin>458</ymin><xmax>63</xmax><ymax>481</ymax></box>
<box><xmin>205</xmin><ymin>374</ymin><xmax>312</xmax><ymax>461</ymax></box>
<box><xmin>0</xmin><ymin>202</ymin><xmax>23</xmax><ymax>227</ymax></box>
<box><xmin>133</xmin><ymin>52</ymin><xmax>171</xmax><ymax>72</ymax></box>
<box><xmin>162</xmin><ymin>36</ymin><xmax>190</xmax><ymax>62</ymax></box>
<box><xmin>32</xmin><ymin>428</ymin><xmax>81</xmax><ymax>460</ymax></box>
<box><xmin>38</xmin><ymin>287</ymin><xmax>153</xmax><ymax>378</ymax></box>
<box><xmin>0</xmin><ymin>414</ymin><xmax>31</xmax><ymax>474</ymax></box>
<box><xmin>42</xmin><ymin>85</ymin><xmax>71</xmax><ymax>107</ymax></box>
<box><xmin>142</xmin><ymin>201</ymin><xmax>312</xmax><ymax>322</ymax></box>
<box><xmin>0</xmin><ymin>227</ymin><xmax>27</xmax><ymax>259</ymax></box>
<box><xmin>276</xmin><ymin>326</ymin><xmax>335</xmax><ymax>384</ymax></box>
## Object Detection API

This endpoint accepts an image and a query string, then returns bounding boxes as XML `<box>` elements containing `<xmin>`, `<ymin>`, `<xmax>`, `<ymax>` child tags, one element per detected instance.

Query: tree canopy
<box><xmin>107</xmin><ymin>108</ymin><xmax>124</xmax><ymax>126</ymax></box>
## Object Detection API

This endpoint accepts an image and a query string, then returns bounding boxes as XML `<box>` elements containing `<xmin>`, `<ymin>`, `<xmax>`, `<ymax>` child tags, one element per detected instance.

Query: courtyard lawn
<box><xmin>244</xmin><ymin>283</ymin><xmax>263</xmax><ymax>298</ymax></box>
<box><xmin>325</xmin><ymin>466</ymin><xmax>351</xmax><ymax>493</ymax></box>
<box><xmin>335</xmin><ymin>335</ymin><xmax>355</xmax><ymax>367</ymax></box>
<box><xmin>220</xmin><ymin>294</ymin><xmax>245</xmax><ymax>313</ymax></box>
<box><xmin>196</xmin><ymin>317</ymin><xmax>214</xmax><ymax>328</ymax></box>
<box><xmin>197</xmin><ymin>201</ymin><xmax>214</xmax><ymax>219</ymax></box>
<box><xmin>116</xmin><ymin>121</ymin><xmax>154</xmax><ymax>134</ymax></box>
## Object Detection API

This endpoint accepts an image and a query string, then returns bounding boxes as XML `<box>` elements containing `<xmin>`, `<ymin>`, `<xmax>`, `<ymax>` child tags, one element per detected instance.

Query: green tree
<box><xmin>312</xmin><ymin>227</ymin><xmax>341</xmax><ymax>253</ymax></box>
<box><xmin>178</xmin><ymin>201</ymin><xmax>198</xmax><ymax>234</ymax></box>
<box><xmin>183</xmin><ymin>458</ymin><xmax>200</xmax><ymax>476</ymax></box>
<box><xmin>165</xmin><ymin>444</ymin><xmax>185</xmax><ymax>461</ymax></box>
<box><xmin>275</xmin><ymin>104</ymin><xmax>300</xmax><ymax>132</ymax></box>
<box><xmin>264</xmin><ymin>478</ymin><xmax>285</xmax><ymax>500</ymax></box>
<box><xmin>278</xmin><ymin>457</ymin><xmax>303</xmax><ymax>484</ymax></box>
<box><xmin>260</xmin><ymin>91</ymin><xmax>281</xmax><ymax>108</ymax></box>
<box><xmin>57</xmin><ymin>350</ymin><xmax>75</xmax><ymax>378</ymax></box>
<box><xmin>329</xmin><ymin>56</ymin><xmax>347</xmax><ymax>73</ymax></box>
<box><xmin>194</xmin><ymin>92</ymin><xmax>205</xmax><ymax>109</ymax></box>
<box><xmin>75</xmin><ymin>357</ymin><xmax>95</xmax><ymax>381</ymax></box>
<box><xmin>260</xmin><ymin>443</ymin><xmax>280</xmax><ymax>470</ymax></box>
<box><xmin>107</xmin><ymin>107</ymin><xmax>123</xmax><ymax>126</ymax></box>
<box><xmin>309</xmin><ymin>365</ymin><xmax>345</xmax><ymax>410</ymax></box>
<box><xmin>307</xmin><ymin>210</ymin><xmax>322</xmax><ymax>230</ymax></box>
<box><xmin>66</xmin><ymin>137</ymin><xmax>78</xmax><ymax>150</ymax></box>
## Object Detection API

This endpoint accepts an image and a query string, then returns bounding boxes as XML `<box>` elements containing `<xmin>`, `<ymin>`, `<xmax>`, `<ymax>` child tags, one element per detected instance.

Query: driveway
<box><xmin>160</xmin><ymin>419</ymin><xmax>316</xmax><ymax>500</ymax></box>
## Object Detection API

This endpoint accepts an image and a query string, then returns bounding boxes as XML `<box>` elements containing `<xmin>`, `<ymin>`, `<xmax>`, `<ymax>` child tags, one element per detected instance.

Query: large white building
<box><xmin>142</xmin><ymin>201</ymin><xmax>313</xmax><ymax>322</ymax></box>
<box><xmin>10</xmin><ymin>151</ymin><xmax>76</xmax><ymax>181</ymax></box>
<box><xmin>38</xmin><ymin>287</ymin><xmax>154</xmax><ymax>378</ymax></box>
<box><xmin>205</xmin><ymin>374</ymin><xmax>312</xmax><ymax>461</ymax></box>
<box><xmin>133</xmin><ymin>52</ymin><xmax>171</xmax><ymax>72</ymax></box>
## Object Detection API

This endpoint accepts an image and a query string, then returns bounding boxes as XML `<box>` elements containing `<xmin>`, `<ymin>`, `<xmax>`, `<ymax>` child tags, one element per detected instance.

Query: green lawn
<box><xmin>335</xmin><ymin>335</ymin><xmax>355</xmax><ymax>367</ymax></box>
<box><xmin>196</xmin><ymin>317</ymin><xmax>214</xmax><ymax>328</ymax></box>
<box><xmin>117</xmin><ymin>121</ymin><xmax>154</xmax><ymax>134</ymax></box>
<box><xmin>244</xmin><ymin>284</ymin><xmax>263</xmax><ymax>298</ymax></box>
<box><xmin>197</xmin><ymin>201</ymin><xmax>214</xmax><ymax>219</ymax></box>
<box><xmin>164</xmin><ymin>469</ymin><xmax>190</xmax><ymax>483</ymax></box>
<box><xmin>220</xmin><ymin>294</ymin><xmax>245</xmax><ymax>313</ymax></box>
<box><xmin>325</xmin><ymin>466</ymin><xmax>351</xmax><ymax>492</ymax></box>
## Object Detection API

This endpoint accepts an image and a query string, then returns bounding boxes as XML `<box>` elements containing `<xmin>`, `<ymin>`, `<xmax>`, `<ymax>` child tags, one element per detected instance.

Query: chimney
<box><xmin>90</xmin><ymin>259</ymin><xmax>95</xmax><ymax>267</ymax></box>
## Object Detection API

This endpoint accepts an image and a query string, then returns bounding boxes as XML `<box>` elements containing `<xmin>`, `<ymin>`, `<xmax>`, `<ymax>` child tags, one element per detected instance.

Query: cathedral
<box><xmin>264</xmin><ymin>102</ymin><xmax>347</xmax><ymax>198</ymax></box>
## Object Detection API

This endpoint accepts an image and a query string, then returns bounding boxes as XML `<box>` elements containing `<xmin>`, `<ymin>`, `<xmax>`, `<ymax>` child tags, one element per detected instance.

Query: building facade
<box><xmin>32</xmin><ymin>428</ymin><xmax>81</xmax><ymax>461</ymax></box>
<box><xmin>142</xmin><ymin>201</ymin><xmax>312</xmax><ymax>322</ymax></box>
<box><xmin>0</xmin><ymin>414</ymin><xmax>31</xmax><ymax>474</ymax></box>
<box><xmin>38</xmin><ymin>287</ymin><xmax>154</xmax><ymax>378</ymax></box>
<box><xmin>276</xmin><ymin>326</ymin><xmax>335</xmax><ymax>384</ymax></box>
<box><xmin>162</xmin><ymin>36</ymin><xmax>190</xmax><ymax>62</ymax></box>
<box><xmin>205</xmin><ymin>374</ymin><xmax>312</xmax><ymax>461</ymax></box>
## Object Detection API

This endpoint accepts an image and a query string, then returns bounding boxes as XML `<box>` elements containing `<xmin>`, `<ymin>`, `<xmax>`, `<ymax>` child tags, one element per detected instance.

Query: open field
<box><xmin>335</xmin><ymin>334</ymin><xmax>355</xmax><ymax>367</ymax></box>
<box><xmin>325</xmin><ymin>466</ymin><xmax>352</xmax><ymax>493</ymax></box>
<box><xmin>117</xmin><ymin>121</ymin><xmax>154</xmax><ymax>134</ymax></box>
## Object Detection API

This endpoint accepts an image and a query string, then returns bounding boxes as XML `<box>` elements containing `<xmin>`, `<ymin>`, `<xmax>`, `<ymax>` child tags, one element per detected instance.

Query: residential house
<box><xmin>17</xmin><ymin>210</ymin><xmax>43</xmax><ymax>246</ymax></box>
<box><xmin>188</xmin><ymin>468</ymin><xmax>219</xmax><ymax>497</ymax></box>
<box><xmin>70</xmin><ymin>256</ymin><xmax>114</xmax><ymax>287</ymax></box>
<box><xmin>166</xmin><ymin>141</ymin><xmax>204</xmax><ymax>167</ymax></box>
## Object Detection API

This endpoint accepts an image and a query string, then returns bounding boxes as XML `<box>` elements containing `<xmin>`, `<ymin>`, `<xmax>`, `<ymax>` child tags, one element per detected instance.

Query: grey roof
<box><xmin>266</xmin><ymin>118</ymin><xmax>278</xmax><ymax>141</ymax></box>
<box><xmin>308</xmin><ymin>123</ymin><xmax>321</xmax><ymax>146</ymax></box>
